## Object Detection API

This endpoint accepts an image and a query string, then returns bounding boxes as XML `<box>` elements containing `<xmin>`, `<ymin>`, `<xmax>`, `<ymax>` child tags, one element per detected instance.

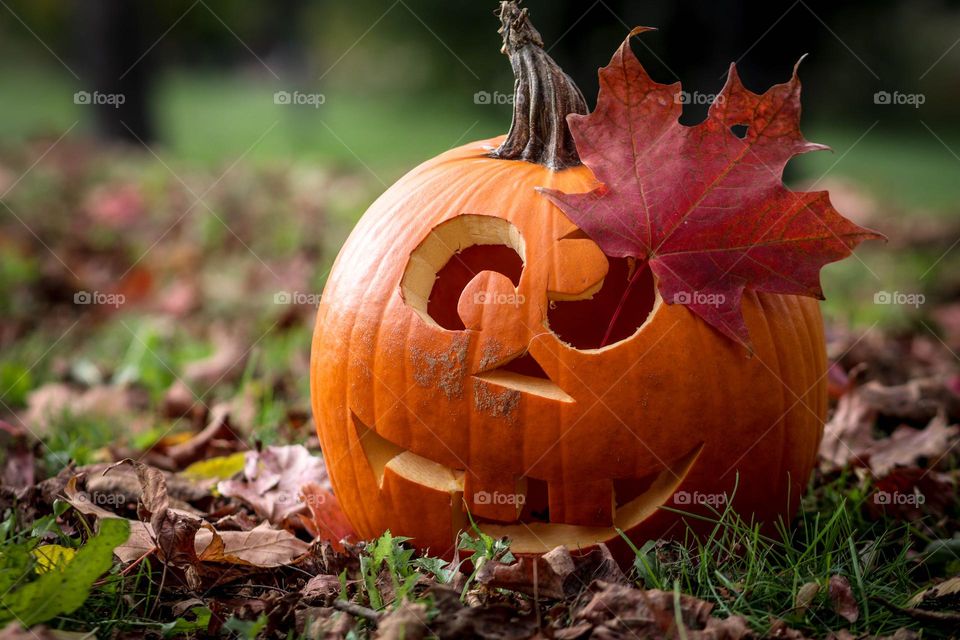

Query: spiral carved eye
<box><xmin>400</xmin><ymin>214</ymin><xmax>524</xmax><ymax>331</ymax></box>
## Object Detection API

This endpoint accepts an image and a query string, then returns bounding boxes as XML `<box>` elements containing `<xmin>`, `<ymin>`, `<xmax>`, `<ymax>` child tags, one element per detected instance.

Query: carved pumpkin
<box><xmin>310</xmin><ymin>3</ymin><xmax>827</xmax><ymax>559</ymax></box>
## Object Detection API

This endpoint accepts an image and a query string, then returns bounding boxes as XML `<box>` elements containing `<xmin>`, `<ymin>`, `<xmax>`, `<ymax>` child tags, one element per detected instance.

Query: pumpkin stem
<box><xmin>491</xmin><ymin>1</ymin><xmax>587</xmax><ymax>170</ymax></box>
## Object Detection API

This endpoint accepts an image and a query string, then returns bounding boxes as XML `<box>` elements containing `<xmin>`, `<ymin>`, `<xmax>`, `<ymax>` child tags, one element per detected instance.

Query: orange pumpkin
<box><xmin>310</xmin><ymin>3</ymin><xmax>826</xmax><ymax>560</ymax></box>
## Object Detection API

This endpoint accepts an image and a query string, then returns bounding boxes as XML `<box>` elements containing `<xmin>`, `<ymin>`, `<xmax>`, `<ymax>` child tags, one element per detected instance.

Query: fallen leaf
<box><xmin>561</xmin><ymin>580</ymin><xmax>748</xmax><ymax>639</ymax></box>
<box><xmin>820</xmin><ymin>389</ymin><xmax>877</xmax><ymax>470</ymax></box>
<box><xmin>31</xmin><ymin>545</ymin><xmax>76</xmax><ymax>573</ymax></box>
<box><xmin>195</xmin><ymin>522</ymin><xmax>308</xmax><ymax>567</ymax></box>
<box><xmin>907</xmin><ymin>575</ymin><xmax>960</xmax><ymax>610</ymax></box>
<box><xmin>477</xmin><ymin>544</ymin><xmax>626</xmax><ymax>600</ymax></box>
<box><xmin>794</xmin><ymin>581</ymin><xmax>820</xmax><ymax>615</ymax></box>
<box><xmin>301</xmin><ymin>574</ymin><xmax>342</xmax><ymax>603</ymax></box>
<box><xmin>218</xmin><ymin>445</ymin><xmax>329</xmax><ymax>525</ymax></box>
<box><xmin>867</xmin><ymin>413</ymin><xmax>959</xmax><ymax>476</ymax></box>
<box><xmin>375</xmin><ymin>601</ymin><xmax>430</xmax><ymax>640</ymax></box>
<box><xmin>873</xmin><ymin>595</ymin><xmax>960</xmax><ymax>629</ymax></box>
<box><xmin>821</xmin><ymin>390</ymin><xmax>959</xmax><ymax>474</ymax></box>
<box><xmin>866</xmin><ymin>467</ymin><xmax>955</xmax><ymax>521</ymax></box>
<box><xmin>162</xmin><ymin>402</ymin><xmax>246</xmax><ymax>469</ymax></box>
<box><xmin>23</xmin><ymin>383</ymin><xmax>133</xmax><ymax>436</ymax></box>
<box><xmin>858</xmin><ymin>376</ymin><xmax>960</xmax><ymax>424</ymax></box>
<box><xmin>539</xmin><ymin>28</ymin><xmax>880</xmax><ymax>344</ymax></box>
<box><xmin>298</xmin><ymin>482</ymin><xmax>356</xmax><ymax>551</ymax></box>
<box><xmin>0</xmin><ymin>519</ymin><xmax>128</xmax><ymax>627</ymax></box>
<box><xmin>427</xmin><ymin>585</ymin><xmax>538</xmax><ymax>640</ymax></box>
<box><xmin>828</xmin><ymin>575</ymin><xmax>859</xmax><ymax>623</ymax></box>
<box><xmin>182</xmin><ymin>451</ymin><xmax>247</xmax><ymax>481</ymax></box>
<box><xmin>63</xmin><ymin>476</ymin><xmax>155</xmax><ymax>564</ymax></box>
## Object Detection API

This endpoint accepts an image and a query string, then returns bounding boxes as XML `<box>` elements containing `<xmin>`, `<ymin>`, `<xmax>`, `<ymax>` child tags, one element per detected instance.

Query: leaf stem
<box><xmin>599</xmin><ymin>260</ymin><xmax>647</xmax><ymax>348</ymax></box>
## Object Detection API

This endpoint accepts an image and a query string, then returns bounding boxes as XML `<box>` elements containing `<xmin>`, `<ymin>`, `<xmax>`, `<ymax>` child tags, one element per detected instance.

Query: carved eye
<box><xmin>547</xmin><ymin>256</ymin><xmax>657</xmax><ymax>350</ymax></box>
<box><xmin>401</xmin><ymin>215</ymin><xmax>525</xmax><ymax>330</ymax></box>
<box><xmin>543</xmin><ymin>228</ymin><xmax>657</xmax><ymax>350</ymax></box>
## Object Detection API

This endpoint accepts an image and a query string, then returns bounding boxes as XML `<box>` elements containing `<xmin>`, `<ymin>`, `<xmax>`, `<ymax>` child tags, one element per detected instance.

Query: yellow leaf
<box><xmin>32</xmin><ymin>544</ymin><xmax>76</xmax><ymax>573</ymax></box>
<box><xmin>182</xmin><ymin>452</ymin><xmax>247</xmax><ymax>481</ymax></box>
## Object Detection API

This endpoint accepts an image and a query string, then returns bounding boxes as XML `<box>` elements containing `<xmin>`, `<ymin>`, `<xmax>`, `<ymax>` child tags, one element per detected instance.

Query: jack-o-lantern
<box><xmin>311</xmin><ymin>3</ymin><xmax>830</xmax><ymax>560</ymax></box>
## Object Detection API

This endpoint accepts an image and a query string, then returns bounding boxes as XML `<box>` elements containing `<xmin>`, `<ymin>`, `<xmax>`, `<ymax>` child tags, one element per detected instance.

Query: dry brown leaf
<box><xmin>821</xmin><ymin>389</ymin><xmax>958</xmax><ymax>474</ymax></box>
<box><xmin>563</xmin><ymin>580</ymin><xmax>743</xmax><ymax>639</ymax></box>
<box><xmin>301</xmin><ymin>574</ymin><xmax>342</xmax><ymax>603</ymax></box>
<box><xmin>195</xmin><ymin>521</ymin><xmax>308</xmax><ymax>567</ymax></box>
<box><xmin>820</xmin><ymin>389</ymin><xmax>876</xmax><ymax>470</ymax></box>
<box><xmin>477</xmin><ymin>544</ymin><xmax>626</xmax><ymax>600</ymax></box>
<box><xmin>828</xmin><ymin>575</ymin><xmax>860</xmax><ymax>623</ymax></box>
<box><xmin>859</xmin><ymin>377</ymin><xmax>960</xmax><ymax>423</ymax></box>
<box><xmin>23</xmin><ymin>383</ymin><xmax>133</xmax><ymax>436</ymax></box>
<box><xmin>794</xmin><ymin>581</ymin><xmax>820</xmax><ymax>615</ymax></box>
<box><xmin>218</xmin><ymin>445</ymin><xmax>329</xmax><ymax>525</ymax></box>
<box><xmin>62</xmin><ymin>476</ymin><xmax>154</xmax><ymax>564</ymax></box>
<box><xmin>867</xmin><ymin>413</ymin><xmax>959</xmax><ymax>476</ymax></box>
<box><xmin>374</xmin><ymin>601</ymin><xmax>430</xmax><ymax>640</ymax></box>
<box><xmin>908</xmin><ymin>575</ymin><xmax>960</xmax><ymax>609</ymax></box>
<box><xmin>163</xmin><ymin>402</ymin><xmax>246</xmax><ymax>468</ymax></box>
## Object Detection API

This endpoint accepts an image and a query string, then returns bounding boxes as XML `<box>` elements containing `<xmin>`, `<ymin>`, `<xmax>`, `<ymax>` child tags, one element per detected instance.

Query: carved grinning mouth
<box><xmin>352</xmin><ymin>412</ymin><xmax>703</xmax><ymax>554</ymax></box>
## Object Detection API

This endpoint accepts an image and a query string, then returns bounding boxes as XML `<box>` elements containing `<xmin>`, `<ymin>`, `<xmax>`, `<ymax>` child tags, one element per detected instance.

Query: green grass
<box><xmin>620</xmin><ymin>472</ymin><xmax>945</xmax><ymax>637</ymax></box>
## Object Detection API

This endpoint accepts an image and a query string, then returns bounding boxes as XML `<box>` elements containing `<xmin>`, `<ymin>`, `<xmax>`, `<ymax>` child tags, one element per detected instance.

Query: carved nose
<box><xmin>457</xmin><ymin>270</ymin><xmax>526</xmax><ymax>332</ymax></box>
<box><xmin>474</xmin><ymin>349</ymin><xmax>574</xmax><ymax>403</ymax></box>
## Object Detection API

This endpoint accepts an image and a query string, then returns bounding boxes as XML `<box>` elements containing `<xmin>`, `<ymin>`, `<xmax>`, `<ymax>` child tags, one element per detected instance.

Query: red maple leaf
<box><xmin>539</xmin><ymin>27</ymin><xmax>883</xmax><ymax>345</ymax></box>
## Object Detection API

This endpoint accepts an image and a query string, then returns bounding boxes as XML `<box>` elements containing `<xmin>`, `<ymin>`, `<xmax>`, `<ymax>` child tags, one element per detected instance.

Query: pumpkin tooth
<box><xmin>547</xmin><ymin>479</ymin><xmax>615</xmax><ymax>527</ymax></box>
